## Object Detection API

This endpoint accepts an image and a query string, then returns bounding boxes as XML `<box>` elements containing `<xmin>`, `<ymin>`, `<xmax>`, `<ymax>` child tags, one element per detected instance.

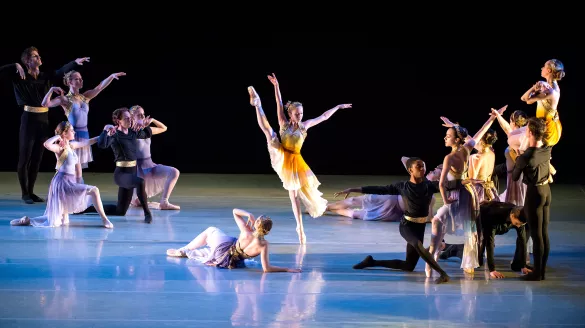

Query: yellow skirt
<box><xmin>267</xmin><ymin>135</ymin><xmax>327</xmax><ymax>218</ymax></box>
<box><xmin>543</xmin><ymin>117</ymin><xmax>562</xmax><ymax>147</ymax></box>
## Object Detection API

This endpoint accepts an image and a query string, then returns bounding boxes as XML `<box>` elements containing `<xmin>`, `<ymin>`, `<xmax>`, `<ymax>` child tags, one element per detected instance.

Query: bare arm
<box><xmin>261</xmin><ymin>244</ymin><xmax>301</xmax><ymax>273</ymax></box>
<box><xmin>149</xmin><ymin>119</ymin><xmax>167</xmax><ymax>135</ymax></box>
<box><xmin>41</xmin><ymin>87</ymin><xmax>67</xmax><ymax>108</ymax></box>
<box><xmin>233</xmin><ymin>208</ymin><xmax>254</xmax><ymax>234</ymax></box>
<box><xmin>439</xmin><ymin>155</ymin><xmax>452</xmax><ymax>205</ymax></box>
<box><xmin>43</xmin><ymin>135</ymin><xmax>63</xmax><ymax>153</ymax></box>
<box><xmin>524</xmin><ymin>89</ymin><xmax>555</xmax><ymax>105</ymax></box>
<box><xmin>82</xmin><ymin>72</ymin><xmax>126</xmax><ymax>100</ymax></box>
<box><xmin>491</xmin><ymin>109</ymin><xmax>512</xmax><ymax>136</ymax></box>
<box><xmin>520</xmin><ymin>84</ymin><xmax>535</xmax><ymax>102</ymax></box>
<box><xmin>304</xmin><ymin>104</ymin><xmax>352</xmax><ymax>130</ymax></box>
<box><xmin>267</xmin><ymin>74</ymin><xmax>287</xmax><ymax>127</ymax></box>
<box><xmin>70</xmin><ymin>137</ymin><xmax>98</xmax><ymax>150</ymax></box>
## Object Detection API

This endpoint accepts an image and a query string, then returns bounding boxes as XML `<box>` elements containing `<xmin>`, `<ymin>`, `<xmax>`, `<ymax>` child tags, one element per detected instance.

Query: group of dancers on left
<box><xmin>3</xmin><ymin>47</ymin><xmax>181</xmax><ymax>229</ymax></box>
<box><xmin>4</xmin><ymin>47</ymin><xmax>562</xmax><ymax>282</ymax></box>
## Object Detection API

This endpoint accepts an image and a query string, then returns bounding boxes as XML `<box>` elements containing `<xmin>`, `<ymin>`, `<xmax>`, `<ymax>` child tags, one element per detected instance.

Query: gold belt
<box><xmin>116</xmin><ymin>160</ymin><xmax>136</xmax><ymax>167</ymax></box>
<box><xmin>24</xmin><ymin>105</ymin><xmax>48</xmax><ymax>113</ymax></box>
<box><xmin>404</xmin><ymin>216</ymin><xmax>428</xmax><ymax>224</ymax></box>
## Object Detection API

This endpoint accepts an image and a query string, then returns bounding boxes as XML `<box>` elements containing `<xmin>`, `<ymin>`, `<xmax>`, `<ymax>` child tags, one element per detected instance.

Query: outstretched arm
<box><xmin>491</xmin><ymin>108</ymin><xmax>512</xmax><ymax>136</ymax></box>
<box><xmin>54</xmin><ymin>57</ymin><xmax>89</xmax><ymax>79</ymax></box>
<box><xmin>303</xmin><ymin>104</ymin><xmax>352</xmax><ymax>130</ymax></box>
<box><xmin>83</xmin><ymin>72</ymin><xmax>126</xmax><ymax>100</ymax></box>
<box><xmin>0</xmin><ymin>63</ymin><xmax>25</xmax><ymax>79</ymax></box>
<box><xmin>70</xmin><ymin>137</ymin><xmax>98</xmax><ymax>150</ymax></box>
<box><xmin>97</xmin><ymin>125</ymin><xmax>116</xmax><ymax>149</ymax></box>
<box><xmin>261</xmin><ymin>244</ymin><xmax>302</xmax><ymax>273</ymax></box>
<box><xmin>470</xmin><ymin>105</ymin><xmax>506</xmax><ymax>146</ymax></box>
<box><xmin>267</xmin><ymin>73</ymin><xmax>287</xmax><ymax>127</ymax></box>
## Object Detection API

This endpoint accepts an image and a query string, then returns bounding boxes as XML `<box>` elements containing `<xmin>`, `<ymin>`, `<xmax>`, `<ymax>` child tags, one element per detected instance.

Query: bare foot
<box><xmin>160</xmin><ymin>200</ymin><xmax>180</xmax><ymax>210</ymax></box>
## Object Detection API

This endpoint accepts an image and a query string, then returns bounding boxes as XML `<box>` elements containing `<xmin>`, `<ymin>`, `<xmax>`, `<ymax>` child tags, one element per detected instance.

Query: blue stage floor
<box><xmin>1</xmin><ymin>173</ymin><xmax>584</xmax><ymax>327</ymax></box>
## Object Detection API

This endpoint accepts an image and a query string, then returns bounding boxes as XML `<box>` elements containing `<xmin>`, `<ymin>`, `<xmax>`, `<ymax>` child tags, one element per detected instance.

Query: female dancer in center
<box><xmin>248</xmin><ymin>73</ymin><xmax>351</xmax><ymax>244</ymax></box>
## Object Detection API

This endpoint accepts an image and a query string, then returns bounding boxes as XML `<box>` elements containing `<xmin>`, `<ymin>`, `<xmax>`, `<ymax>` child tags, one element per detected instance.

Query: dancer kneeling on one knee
<box><xmin>11</xmin><ymin>121</ymin><xmax>113</xmax><ymax>228</ymax></box>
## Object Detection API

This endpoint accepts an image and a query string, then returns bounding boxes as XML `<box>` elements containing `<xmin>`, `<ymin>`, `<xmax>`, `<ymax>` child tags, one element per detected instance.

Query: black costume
<box><xmin>440</xmin><ymin>201</ymin><xmax>528</xmax><ymax>272</ymax></box>
<box><xmin>0</xmin><ymin>61</ymin><xmax>78</xmax><ymax>203</ymax></box>
<box><xmin>353</xmin><ymin>179</ymin><xmax>460</xmax><ymax>282</ymax></box>
<box><xmin>512</xmin><ymin>146</ymin><xmax>551</xmax><ymax>281</ymax></box>
<box><xmin>80</xmin><ymin>127</ymin><xmax>153</xmax><ymax>223</ymax></box>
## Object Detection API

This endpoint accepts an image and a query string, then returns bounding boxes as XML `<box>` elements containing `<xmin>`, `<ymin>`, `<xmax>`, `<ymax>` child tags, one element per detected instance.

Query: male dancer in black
<box><xmin>336</xmin><ymin>157</ymin><xmax>463</xmax><ymax>284</ymax></box>
<box><xmin>78</xmin><ymin>108</ymin><xmax>153</xmax><ymax>223</ymax></box>
<box><xmin>0</xmin><ymin>46</ymin><xmax>89</xmax><ymax>204</ymax></box>
<box><xmin>439</xmin><ymin>200</ymin><xmax>531</xmax><ymax>279</ymax></box>
<box><xmin>512</xmin><ymin>117</ymin><xmax>551</xmax><ymax>281</ymax></box>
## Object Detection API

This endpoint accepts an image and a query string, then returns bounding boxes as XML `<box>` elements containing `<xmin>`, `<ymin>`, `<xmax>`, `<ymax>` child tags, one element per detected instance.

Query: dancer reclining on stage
<box><xmin>335</xmin><ymin>157</ymin><xmax>466</xmax><ymax>284</ymax></box>
<box><xmin>439</xmin><ymin>200</ymin><xmax>532</xmax><ymax>279</ymax></box>
<box><xmin>325</xmin><ymin>162</ymin><xmax>442</xmax><ymax>222</ymax></box>
<box><xmin>166</xmin><ymin>208</ymin><xmax>302</xmax><ymax>273</ymax></box>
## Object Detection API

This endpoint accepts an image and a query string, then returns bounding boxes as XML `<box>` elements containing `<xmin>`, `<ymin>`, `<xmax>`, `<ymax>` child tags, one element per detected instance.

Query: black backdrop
<box><xmin>1</xmin><ymin>43</ymin><xmax>582</xmax><ymax>184</ymax></box>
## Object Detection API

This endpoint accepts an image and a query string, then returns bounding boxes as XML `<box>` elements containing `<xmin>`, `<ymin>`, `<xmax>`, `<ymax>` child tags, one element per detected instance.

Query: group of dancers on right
<box><xmin>169</xmin><ymin>58</ymin><xmax>563</xmax><ymax>282</ymax></box>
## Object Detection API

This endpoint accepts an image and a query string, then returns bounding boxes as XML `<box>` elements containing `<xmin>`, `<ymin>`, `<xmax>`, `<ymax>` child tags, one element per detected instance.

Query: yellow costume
<box><xmin>267</xmin><ymin>121</ymin><xmax>327</xmax><ymax>218</ymax></box>
<box><xmin>537</xmin><ymin>98</ymin><xmax>562</xmax><ymax>147</ymax></box>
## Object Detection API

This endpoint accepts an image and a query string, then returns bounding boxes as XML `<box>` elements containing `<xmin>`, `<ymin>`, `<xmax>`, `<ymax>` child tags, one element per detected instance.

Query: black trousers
<box><xmin>372</xmin><ymin>218</ymin><xmax>447</xmax><ymax>275</ymax></box>
<box><xmin>18</xmin><ymin>111</ymin><xmax>49</xmax><ymax>197</ymax></box>
<box><xmin>82</xmin><ymin>167</ymin><xmax>151</xmax><ymax>216</ymax></box>
<box><xmin>525</xmin><ymin>184</ymin><xmax>551</xmax><ymax>279</ymax></box>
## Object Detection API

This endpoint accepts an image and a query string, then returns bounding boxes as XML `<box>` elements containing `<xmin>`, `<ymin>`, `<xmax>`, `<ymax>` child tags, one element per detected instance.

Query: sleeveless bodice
<box><xmin>65</xmin><ymin>93</ymin><xmax>90</xmax><ymax>128</ymax></box>
<box><xmin>56</xmin><ymin>146</ymin><xmax>79</xmax><ymax>175</ymax></box>
<box><xmin>279</xmin><ymin>122</ymin><xmax>307</xmax><ymax>154</ymax></box>
<box><xmin>536</xmin><ymin>98</ymin><xmax>558</xmax><ymax>121</ymax></box>
<box><xmin>135</xmin><ymin>138</ymin><xmax>152</xmax><ymax>159</ymax></box>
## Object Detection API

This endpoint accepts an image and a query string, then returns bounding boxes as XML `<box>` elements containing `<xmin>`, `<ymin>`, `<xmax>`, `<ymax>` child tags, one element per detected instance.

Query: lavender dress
<box><xmin>65</xmin><ymin>93</ymin><xmax>93</xmax><ymax>168</ymax></box>
<box><xmin>30</xmin><ymin>146</ymin><xmax>94</xmax><ymax>227</ymax></box>
<box><xmin>134</xmin><ymin>138</ymin><xmax>166</xmax><ymax>198</ymax></box>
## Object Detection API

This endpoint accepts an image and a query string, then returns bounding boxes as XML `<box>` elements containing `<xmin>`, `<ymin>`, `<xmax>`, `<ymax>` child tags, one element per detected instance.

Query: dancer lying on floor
<box><xmin>166</xmin><ymin>208</ymin><xmax>302</xmax><ymax>273</ymax></box>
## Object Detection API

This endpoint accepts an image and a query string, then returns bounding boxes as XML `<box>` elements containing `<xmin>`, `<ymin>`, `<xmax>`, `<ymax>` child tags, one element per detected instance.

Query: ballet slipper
<box><xmin>102</xmin><ymin>218</ymin><xmax>114</xmax><ymax>229</ymax></box>
<box><xmin>166</xmin><ymin>249</ymin><xmax>186</xmax><ymax>257</ymax></box>
<box><xmin>130</xmin><ymin>198</ymin><xmax>141</xmax><ymax>207</ymax></box>
<box><xmin>10</xmin><ymin>216</ymin><xmax>30</xmax><ymax>226</ymax></box>
<box><xmin>160</xmin><ymin>199</ymin><xmax>180</xmax><ymax>210</ymax></box>
<box><xmin>248</xmin><ymin>86</ymin><xmax>260</xmax><ymax>107</ymax></box>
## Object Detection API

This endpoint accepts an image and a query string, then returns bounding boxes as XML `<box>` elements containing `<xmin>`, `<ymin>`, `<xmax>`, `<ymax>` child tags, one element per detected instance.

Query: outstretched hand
<box><xmin>440</xmin><ymin>116</ymin><xmax>456</xmax><ymax>127</ymax></box>
<box><xmin>111</xmin><ymin>72</ymin><xmax>126</xmax><ymax>80</ymax></box>
<box><xmin>489</xmin><ymin>104</ymin><xmax>508</xmax><ymax>118</ymax></box>
<box><xmin>334</xmin><ymin>188</ymin><xmax>353</xmax><ymax>199</ymax></box>
<box><xmin>287</xmin><ymin>268</ymin><xmax>302</xmax><ymax>273</ymax></box>
<box><xmin>75</xmin><ymin>57</ymin><xmax>90</xmax><ymax>65</ymax></box>
<box><xmin>337</xmin><ymin>104</ymin><xmax>352</xmax><ymax>109</ymax></box>
<box><xmin>267</xmin><ymin>73</ymin><xmax>278</xmax><ymax>86</ymax></box>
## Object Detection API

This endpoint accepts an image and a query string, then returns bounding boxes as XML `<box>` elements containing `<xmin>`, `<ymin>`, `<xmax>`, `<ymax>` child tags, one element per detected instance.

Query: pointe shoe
<box><xmin>130</xmin><ymin>198</ymin><xmax>141</xmax><ymax>207</ymax></box>
<box><xmin>425</xmin><ymin>263</ymin><xmax>433</xmax><ymax>278</ymax></box>
<box><xmin>248</xmin><ymin>86</ymin><xmax>260</xmax><ymax>107</ymax></box>
<box><xmin>102</xmin><ymin>218</ymin><xmax>114</xmax><ymax>229</ymax></box>
<box><xmin>10</xmin><ymin>216</ymin><xmax>30</xmax><ymax>226</ymax></box>
<box><xmin>160</xmin><ymin>200</ymin><xmax>180</xmax><ymax>210</ymax></box>
<box><xmin>166</xmin><ymin>248</ymin><xmax>186</xmax><ymax>257</ymax></box>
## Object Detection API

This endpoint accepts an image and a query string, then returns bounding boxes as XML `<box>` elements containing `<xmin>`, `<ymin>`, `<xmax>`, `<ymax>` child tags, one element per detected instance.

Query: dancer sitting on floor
<box><xmin>10</xmin><ymin>121</ymin><xmax>113</xmax><ymax>228</ymax></box>
<box><xmin>166</xmin><ymin>208</ymin><xmax>302</xmax><ymax>273</ymax></box>
<box><xmin>325</xmin><ymin>161</ymin><xmax>442</xmax><ymax>222</ymax></box>
<box><xmin>335</xmin><ymin>157</ymin><xmax>466</xmax><ymax>284</ymax></box>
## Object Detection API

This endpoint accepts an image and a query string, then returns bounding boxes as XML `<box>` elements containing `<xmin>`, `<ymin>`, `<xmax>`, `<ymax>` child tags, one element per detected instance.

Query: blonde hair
<box><xmin>63</xmin><ymin>70</ymin><xmax>80</xmax><ymax>86</ymax></box>
<box><xmin>254</xmin><ymin>215</ymin><xmax>273</xmax><ymax>237</ymax></box>
<box><xmin>285</xmin><ymin>101</ymin><xmax>302</xmax><ymax>114</ymax></box>
<box><xmin>129</xmin><ymin>105</ymin><xmax>143</xmax><ymax>115</ymax></box>
<box><xmin>55</xmin><ymin>121</ymin><xmax>72</xmax><ymax>135</ymax></box>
